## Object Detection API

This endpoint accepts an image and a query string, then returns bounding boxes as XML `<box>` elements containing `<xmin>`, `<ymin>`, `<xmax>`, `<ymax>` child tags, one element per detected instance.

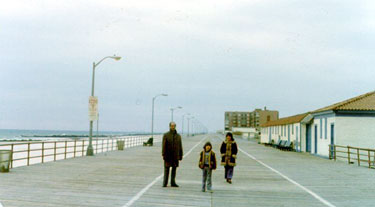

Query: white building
<box><xmin>261</xmin><ymin>91</ymin><xmax>375</xmax><ymax>158</ymax></box>
<box><xmin>260</xmin><ymin>113</ymin><xmax>311</xmax><ymax>152</ymax></box>
<box><xmin>232</xmin><ymin>127</ymin><xmax>257</xmax><ymax>138</ymax></box>
<box><xmin>309</xmin><ymin>91</ymin><xmax>375</xmax><ymax>157</ymax></box>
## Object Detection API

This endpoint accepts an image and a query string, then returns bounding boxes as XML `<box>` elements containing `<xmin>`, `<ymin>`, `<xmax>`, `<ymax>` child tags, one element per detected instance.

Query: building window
<box><xmin>267</xmin><ymin>115</ymin><xmax>271</xmax><ymax>122</ymax></box>
<box><xmin>325</xmin><ymin>118</ymin><xmax>327</xmax><ymax>139</ymax></box>
<box><xmin>320</xmin><ymin>119</ymin><xmax>322</xmax><ymax>139</ymax></box>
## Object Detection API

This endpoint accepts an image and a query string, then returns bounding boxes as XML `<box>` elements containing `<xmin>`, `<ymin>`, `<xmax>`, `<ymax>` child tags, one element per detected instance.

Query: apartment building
<box><xmin>225</xmin><ymin>107</ymin><xmax>279</xmax><ymax>131</ymax></box>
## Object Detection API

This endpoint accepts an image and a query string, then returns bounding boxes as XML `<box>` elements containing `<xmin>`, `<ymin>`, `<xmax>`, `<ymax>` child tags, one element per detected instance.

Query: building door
<box><xmin>288</xmin><ymin>125</ymin><xmax>290</xmax><ymax>142</ymax></box>
<box><xmin>296</xmin><ymin>126</ymin><xmax>299</xmax><ymax>152</ymax></box>
<box><xmin>306</xmin><ymin>124</ymin><xmax>311</xmax><ymax>152</ymax></box>
<box><xmin>330</xmin><ymin>124</ymin><xmax>335</xmax><ymax>158</ymax></box>
<box><xmin>314</xmin><ymin>125</ymin><xmax>318</xmax><ymax>154</ymax></box>
<box><xmin>269</xmin><ymin>127</ymin><xmax>272</xmax><ymax>143</ymax></box>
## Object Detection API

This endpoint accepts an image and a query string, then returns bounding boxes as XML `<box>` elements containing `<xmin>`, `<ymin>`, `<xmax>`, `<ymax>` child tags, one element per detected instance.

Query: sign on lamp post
<box><xmin>89</xmin><ymin>96</ymin><xmax>98</xmax><ymax>121</ymax></box>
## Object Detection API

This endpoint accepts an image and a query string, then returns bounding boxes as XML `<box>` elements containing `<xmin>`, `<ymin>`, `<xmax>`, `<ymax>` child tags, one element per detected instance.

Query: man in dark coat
<box><xmin>162</xmin><ymin>122</ymin><xmax>183</xmax><ymax>187</ymax></box>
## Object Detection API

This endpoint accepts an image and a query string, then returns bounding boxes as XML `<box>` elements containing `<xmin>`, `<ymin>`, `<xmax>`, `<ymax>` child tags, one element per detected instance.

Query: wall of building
<box><xmin>258</xmin><ymin>110</ymin><xmax>279</xmax><ymax>128</ymax></box>
<box><xmin>232</xmin><ymin>127</ymin><xmax>257</xmax><ymax>138</ymax></box>
<box><xmin>261</xmin><ymin>123</ymin><xmax>304</xmax><ymax>151</ymax></box>
<box><xmin>311</xmin><ymin>115</ymin><xmax>335</xmax><ymax>157</ymax></box>
<box><xmin>224</xmin><ymin>112</ymin><xmax>251</xmax><ymax>131</ymax></box>
<box><xmin>299</xmin><ymin>124</ymin><xmax>307</xmax><ymax>152</ymax></box>
<box><xmin>336</xmin><ymin>115</ymin><xmax>375</xmax><ymax>149</ymax></box>
<box><xmin>261</xmin><ymin>111</ymin><xmax>375</xmax><ymax>158</ymax></box>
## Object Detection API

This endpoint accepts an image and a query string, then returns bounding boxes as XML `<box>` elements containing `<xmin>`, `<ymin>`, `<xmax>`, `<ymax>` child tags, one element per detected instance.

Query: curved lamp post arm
<box><xmin>95</xmin><ymin>55</ymin><xmax>122</xmax><ymax>68</ymax></box>
<box><xmin>170</xmin><ymin>106</ymin><xmax>182</xmax><ymax>122</ymax></box>
<box><xmin>153</xmin><ymin>93</ymin><xmax>168</xmax><ymax>101</ymax></box>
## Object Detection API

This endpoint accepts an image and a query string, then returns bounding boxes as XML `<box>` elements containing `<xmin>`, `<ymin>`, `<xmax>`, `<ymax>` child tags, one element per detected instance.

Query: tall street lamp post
<box><xmin>187</xmin><ymin>116</ymin><xmax>194</xmax><ymax>137</ymax></box>
<box><xmin>151</xmin><ymin>94</ymin><xmax>168</xmax><ymax>139</ymax></box>
<box><xmin>87</xmin><ymin>55</ymin><xmax>121</xmax><ymax>156</ymax></box>
<box><xmin>181</xmin><ymin>113</ymin><xmax>190</xmax><ymax>136</ymax></box>
<box><xmin>170</xmin><ymin>106</ymin><xmax>182</xmax><ymax>121</ymax></box>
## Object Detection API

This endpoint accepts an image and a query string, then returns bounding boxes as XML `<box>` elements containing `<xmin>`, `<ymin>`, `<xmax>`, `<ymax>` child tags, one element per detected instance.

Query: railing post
<box><xmin>96</xmin><ymin>138</ymin><xmax>98</xmax><ymax>154</ymax></box>
<box><xmin>54</xmin><ymin>142</ymin><xmax>57</xmax><ymax>161</ymax></box>
<box><xmin>368</xmin><ymin>150</ymin><xmax>371</xmax><ymax>168</ymax></box>
<box><xmin>64</xmin><ymin>141</ymin><xmax>67</xmax><ymax>159</ymax></box>
<box><xmin>348</xmin><ymin>146</ymin><xmax>351</xmax><ymax>164</ymax></box>
<box><xmin>329</xmin><ymin>145</ymin><xmax>331</xmax><ymax>160</ymax></box>
<box><xmin>11</xmin><ymin>144</ymin><xmax>14</xmax><ymax>168</ymax></box>
<box><xmin>357</xmin><ymin>148</ymin><xmax>360</xmax><ymax>166</ymax></box>
<box><xmin>42</xmin><ymin>142</ymin><xmax>45</xmax><ymax>164</ymax></box>
<box><xmin>74</xmin><ymin>140</ymin><xmax>77</xmax><ymax>158</ymax></box>
<box><xmin>107</xmin><ymin>139</ymin><xmax>109</xmax><ymax>152</ymax></box>
<box><xmin>334</xmin><ymin>145</ymin><xmax>336</xmax><ymax>161</ymax></box>
<box><xmin>27</xmin><ymin>143</ymin><xmax>31</xmax><ymax>166</ymax></box>
<box><xmin>112</xmin><ymin>138</ymin><xmax>114</xmax><ymax>151</ymax></box>
<box><xmin>82</xmin><ymin>140</ymin><xmax>85</xmax><ymax>156</ymax></box>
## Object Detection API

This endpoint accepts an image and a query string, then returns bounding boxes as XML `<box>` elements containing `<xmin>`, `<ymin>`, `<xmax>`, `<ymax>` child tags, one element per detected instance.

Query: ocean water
<box><xmin>0</xmin><ymin>129</ymin><xmax>149</xmax><ymax>141</ymax></box>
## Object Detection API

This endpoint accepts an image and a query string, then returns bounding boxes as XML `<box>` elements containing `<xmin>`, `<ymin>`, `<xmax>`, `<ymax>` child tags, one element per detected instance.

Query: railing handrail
<box><xmin>329</xmin><ymin>144</ymin><xmax>375</xmax><ymax>152</ymax></box>
<box><xmin>0</xmin><ymin>135</ymin><xmax>161</xmax><ymax>168</ymax></box>
<box><xmin>329</xmin><ymin>144</ymin><xmax>375</xmax><ymax>169</ymax></box>
<box><xmin>0</xmin><ymin>135</ymin><xmax>151</xmax><ymax>147</ymax></box>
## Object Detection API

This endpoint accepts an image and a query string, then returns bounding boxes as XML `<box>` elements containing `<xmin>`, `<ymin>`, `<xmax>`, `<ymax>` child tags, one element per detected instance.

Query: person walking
<box><xmin>220</xmin><ymin>132</ymin><xmax>238</xmax><ymax>184</ymax></box>
<box><xmin>162</xmin><ymin>122</ymin><xmax>183</xmax><ymax>187</ymax></box>
<box><xmin>198</xmin><ymin>141</ymin><xmax>217</xmax><ymax>192</ymax></box>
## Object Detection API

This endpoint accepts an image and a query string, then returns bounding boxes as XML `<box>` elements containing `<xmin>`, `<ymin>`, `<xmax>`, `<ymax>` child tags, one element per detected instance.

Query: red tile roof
<box><xmin>261</xmin><ymin>91</ymin><xmax>375</xmax><ymax>128</ymax></box>
<box><xmin>260</xmin><ymin>113</ymin><xmax>309</xmax><ymax>127</ymax></box>
<box><xmin>313</xmin><ymin>91</ymin><xmax>375</xmax><ymax>113</ymax></box>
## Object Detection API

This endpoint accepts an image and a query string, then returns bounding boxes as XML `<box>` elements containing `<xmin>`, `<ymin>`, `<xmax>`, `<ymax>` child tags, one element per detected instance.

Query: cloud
<box><xmin>1</xmin><ymin>0</ymin><xmax>375</xmax><ymax>131</ymax></box>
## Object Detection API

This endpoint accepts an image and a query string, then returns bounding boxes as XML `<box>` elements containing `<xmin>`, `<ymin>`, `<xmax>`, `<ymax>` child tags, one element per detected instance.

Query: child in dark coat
<box><xmin>198</xmin><ymin>141</ymin><xmax>217</xmax><ymax>192</ymax></box>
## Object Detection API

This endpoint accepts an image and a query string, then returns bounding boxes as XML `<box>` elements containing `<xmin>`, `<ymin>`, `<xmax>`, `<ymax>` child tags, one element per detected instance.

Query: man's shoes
<box><xmin>227</xmin><ymin>179</ymin><xmax>232</xmax><ymax>184</ymax></box>
<box><xmin>162</xmin><ymin>184</ymin><xmax>167</xmax><ymax>187</ymax></box>
<box><xmin>171</xmin><ymin>183</ymin><xmax>179</xmax><ymax>187</ymax></box>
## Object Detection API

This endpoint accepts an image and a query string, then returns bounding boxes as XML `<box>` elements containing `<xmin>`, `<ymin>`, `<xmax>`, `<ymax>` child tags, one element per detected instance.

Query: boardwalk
<box><xmin>1</xmin><ymin>134</ymin><xmax>375</xmax><ymax>207</ymax></box>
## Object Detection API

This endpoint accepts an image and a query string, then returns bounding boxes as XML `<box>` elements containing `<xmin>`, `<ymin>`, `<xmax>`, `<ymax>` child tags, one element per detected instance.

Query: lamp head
<box><xmin>162</xmin><ymin>94</ymin><xmax>168</xmax><ymax>96</ymax></box>
<box><xmin>111</xmin><ymin>55</ymin><xmax>122</xmax><ymax>61</ymax></box>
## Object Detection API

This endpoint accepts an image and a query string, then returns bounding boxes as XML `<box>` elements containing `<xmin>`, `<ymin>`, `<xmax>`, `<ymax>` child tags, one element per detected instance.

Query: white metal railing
<box><xmin>0</xmin><ymin>135</ymin><xmax>162</xmax><ymax>168</ymax></box>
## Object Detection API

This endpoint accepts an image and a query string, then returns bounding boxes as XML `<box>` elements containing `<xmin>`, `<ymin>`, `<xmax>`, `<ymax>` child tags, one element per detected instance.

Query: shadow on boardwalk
<box><xmin>1</xmin><ymin>134</ymin><xmax>375</xmax><ymax>207</ymax></box>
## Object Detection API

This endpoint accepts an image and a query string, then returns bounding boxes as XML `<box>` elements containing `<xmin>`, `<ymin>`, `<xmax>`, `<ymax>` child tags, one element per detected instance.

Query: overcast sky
<box><xmin>1</xmin><ymin>0</ymin><xmax>375</xmax><ymax>133</ymax></box>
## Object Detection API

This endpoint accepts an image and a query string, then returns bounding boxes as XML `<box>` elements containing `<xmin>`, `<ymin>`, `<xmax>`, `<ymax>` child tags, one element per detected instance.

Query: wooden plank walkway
<box><xmin>1</xmin><ymin>134</ymin><xmax>375</xmax><ymax>207</ymax></box>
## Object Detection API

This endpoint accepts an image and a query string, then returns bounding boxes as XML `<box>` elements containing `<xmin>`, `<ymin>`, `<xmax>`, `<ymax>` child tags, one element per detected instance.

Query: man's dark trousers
<box><xmin>163</xmin><ymin>166</ymin><xmax>177</xmax><ymax>186</ymax></box>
